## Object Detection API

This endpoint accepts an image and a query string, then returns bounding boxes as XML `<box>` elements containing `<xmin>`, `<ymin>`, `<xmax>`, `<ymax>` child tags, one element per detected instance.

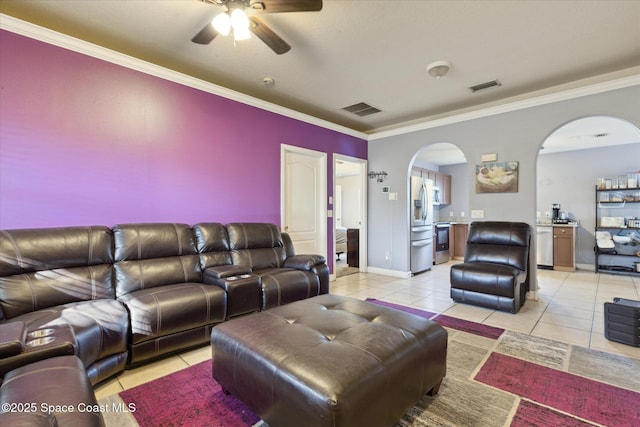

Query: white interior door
<box><xmin>335</xmin><ymin>185</ymin><xmax>343</xmax><ymax>228</ymax></box>
<box><xmin>334</xmin><ymin>154</ymin><xmax>368</xmax><ymax>273</ymax></box>
<box><xmin>281</xmin><ymin>145</ymin><xmax>327</xmax><ymax>257</ymax></box>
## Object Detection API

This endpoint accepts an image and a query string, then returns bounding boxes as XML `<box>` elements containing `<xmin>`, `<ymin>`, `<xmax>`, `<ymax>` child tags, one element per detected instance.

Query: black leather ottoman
<box><xmin>210</xmin><ymin>294</ymin><xmax>447</xmax><ymax>427</ymax></box>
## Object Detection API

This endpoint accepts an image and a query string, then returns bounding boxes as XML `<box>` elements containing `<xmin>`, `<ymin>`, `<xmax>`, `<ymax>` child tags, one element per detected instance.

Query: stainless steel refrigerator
<box><xmin>410</xmin><ymin>176</ymin><xmax>434</xmax><ymax>274</ymax></box>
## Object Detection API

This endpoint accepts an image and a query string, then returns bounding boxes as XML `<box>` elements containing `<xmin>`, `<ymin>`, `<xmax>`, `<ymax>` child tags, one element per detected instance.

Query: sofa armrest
<box><xmin>284</xmin><ymin>255</ymin><xmax>327</xmax><ymax>271</ymax></box>
<box><xmin>0</xmin><ymin>324</ymin><xmax>76</xmax><ymax>378</ymax></box>
<box><xmin>0</xmin><ymin>321</ymin><xmax>25</xmax><ymax>358</ymax></box>
<box><xmin>203</xmin><ymin>265</ymin><xmax>252</xmax><ymax>283</ymax></box>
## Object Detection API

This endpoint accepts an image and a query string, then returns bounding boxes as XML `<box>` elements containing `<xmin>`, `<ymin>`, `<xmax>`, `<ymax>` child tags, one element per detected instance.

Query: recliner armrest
<box><xmin>284</xmin><ymin>255</ymin><xmax>327</xmax><ymax>271</ymax></box>
<box><xmin>0</xmin><ymin>321</ymin><xmax>25</xmax><ymax>358</ymax></box>
<box><xmin>203</xmin><ymin>265</ymin><xmax>252</xmax><ymax>283</ymax></box>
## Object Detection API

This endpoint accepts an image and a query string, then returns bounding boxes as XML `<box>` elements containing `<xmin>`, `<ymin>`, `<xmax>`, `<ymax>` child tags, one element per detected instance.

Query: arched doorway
<box><xmin>536</xmin><ymin>115</ymin><xmax>640</xmax><ymax>273</ymax></box>
<box><xmin>409</xmin><ymin>142</ymin><xmax>467</xmax><ymax>274</ymax></box>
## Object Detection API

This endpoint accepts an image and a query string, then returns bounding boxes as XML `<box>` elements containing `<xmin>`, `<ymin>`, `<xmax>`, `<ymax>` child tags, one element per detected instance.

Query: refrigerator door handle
<box><xmin>421</xmin><ymin>183</ymin><xmax>428</xmax><ymax>222</ymax></box>
<box><xmin>411</xmin><ymin>238</ymin><xmax>433</xmax><ymax>247</ymax></box>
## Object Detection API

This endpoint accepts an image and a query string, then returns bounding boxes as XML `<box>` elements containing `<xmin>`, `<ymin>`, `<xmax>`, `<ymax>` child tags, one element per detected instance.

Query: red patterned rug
<box><xmin>119</xmin><ymin>361</ymin><xmax>259</xmax><ymax>427</ymax></box>
<box><xmin>102</xmin><ymin>299</ymin><xmax>640</xmax><ymax>427</ymax></box>
<box><xmin>477</xmin><ymin>352</ymin><xmax>640</xmax><ymax>427</ymax></box>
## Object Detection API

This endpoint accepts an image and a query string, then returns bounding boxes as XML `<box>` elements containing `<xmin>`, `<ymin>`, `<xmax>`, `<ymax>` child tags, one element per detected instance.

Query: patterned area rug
<box><xmin>100</xmin><ymin>299</ymin><xmax>640</xmax><ymax>427</ymax></box>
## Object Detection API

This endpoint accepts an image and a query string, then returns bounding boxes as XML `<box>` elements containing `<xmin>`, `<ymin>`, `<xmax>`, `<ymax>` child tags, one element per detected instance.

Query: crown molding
<box><xmin>0</xmin><ymin>14</ymin><xmax>369</xmax><ymax>141</ymax></box>
<box><xmin>368</xmin><ymin>69</ymin><xmax>640</xmax><ymax>140</ymax></box>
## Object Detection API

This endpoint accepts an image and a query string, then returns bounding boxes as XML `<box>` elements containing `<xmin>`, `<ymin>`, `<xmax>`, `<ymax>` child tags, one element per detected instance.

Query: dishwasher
<box><xmin>536</xmin><ymin>226</ymin><xmax>553</xmax><ymax>268</ymax></box>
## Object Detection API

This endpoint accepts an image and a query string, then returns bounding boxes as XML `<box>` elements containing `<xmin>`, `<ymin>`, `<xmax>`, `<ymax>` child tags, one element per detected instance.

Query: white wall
<box><xmin>367</xmin><ymin>85</ymin><xmax>640</xmax><ymax>282</ymax></box>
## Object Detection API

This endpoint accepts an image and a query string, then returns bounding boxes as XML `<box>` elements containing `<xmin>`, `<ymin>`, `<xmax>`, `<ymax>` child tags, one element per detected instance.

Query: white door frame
<box><xmin>333</xmin><ymin>154</ymin><xmax>368</xmax><ymax>278</ymax></box>
<box><xmin>280</xmin><ymin>144</ymin><xmax>327</xmax><ymax>261</ymax></box>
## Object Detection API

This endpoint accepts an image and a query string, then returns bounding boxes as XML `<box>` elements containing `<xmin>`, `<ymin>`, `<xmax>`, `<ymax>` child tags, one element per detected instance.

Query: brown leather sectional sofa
<box><xmin>0</xmin><ymin>222</ymin><xmax>329</xmax><ymax>426</ymax></box>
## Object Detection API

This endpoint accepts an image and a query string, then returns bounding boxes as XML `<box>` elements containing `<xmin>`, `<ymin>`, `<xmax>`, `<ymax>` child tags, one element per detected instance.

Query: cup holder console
<box><xmin>27</xmin><ymin>328</ymin><xmax>55</xmax><ymax>339</ymax></box>
<box><xmin>27</xmin><ymin>336</ymin><xmax>56</xmax><ymax>347</ymax></box>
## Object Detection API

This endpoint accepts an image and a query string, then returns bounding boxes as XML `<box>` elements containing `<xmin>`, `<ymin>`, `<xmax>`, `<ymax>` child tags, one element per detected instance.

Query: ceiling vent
<box><xmin>341</xmin><ymin>102</ymin><xmax>381</xmax><ymax>117</ymax></box>
<box><xmin>469</xmin><ymin>80</ymin><xmax>501</xmax><ymax>93</ymax></box>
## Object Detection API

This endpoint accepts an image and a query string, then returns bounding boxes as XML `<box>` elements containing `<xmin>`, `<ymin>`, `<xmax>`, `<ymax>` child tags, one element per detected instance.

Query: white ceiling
<box><xmin>2</xmin><ymin>0</ymin><xmax>639</xmax><ymax>138</ymax></box>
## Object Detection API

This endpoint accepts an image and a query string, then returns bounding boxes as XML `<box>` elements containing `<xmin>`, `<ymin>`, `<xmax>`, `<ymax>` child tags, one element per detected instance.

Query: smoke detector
<box><xmin>426</xmin><ymin>61</ymin><xmax>451</xmax><ymax>79</ymax></box>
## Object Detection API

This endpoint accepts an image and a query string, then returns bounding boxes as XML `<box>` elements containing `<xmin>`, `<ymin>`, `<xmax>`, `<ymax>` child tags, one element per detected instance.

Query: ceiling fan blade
<box><xmin>249</xmin><ymin>16</ymin><xmax>291</xmax><ymax>54</ymax></box>
<box><xmin>191</xmin><ymin>22</ymin><xmax>218</xmax><ymax>44</ymax></box>
<box><xmin>255</xmin><ymin>0</ymin><xmax>322</xmax><ymax>13</ymax></box>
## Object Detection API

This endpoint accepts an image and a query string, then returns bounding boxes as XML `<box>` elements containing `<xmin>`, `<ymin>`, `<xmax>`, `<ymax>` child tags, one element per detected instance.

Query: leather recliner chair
<box><xmin>449</xmin><ymin>221</ymin><xmax>531</xmax><ymax>313</ymax></box>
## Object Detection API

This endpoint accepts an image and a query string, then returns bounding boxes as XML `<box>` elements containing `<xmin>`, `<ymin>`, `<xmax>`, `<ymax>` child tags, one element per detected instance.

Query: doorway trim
<box><xmin>280</xmin><ymin>144</ymin><xmax>327</xmax><ymax>262</ymax></box>
<box><xmin>333</xmin><ymin>154</ymin><xmax>368</xmax><ymax>278</ymax></box>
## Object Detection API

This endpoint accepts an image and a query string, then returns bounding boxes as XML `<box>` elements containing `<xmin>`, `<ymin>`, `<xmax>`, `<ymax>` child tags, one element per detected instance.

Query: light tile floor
<box><xmin>95</xmin><ymin>262</ymin><xmax>640</xmax><ymax>400</ymax></box>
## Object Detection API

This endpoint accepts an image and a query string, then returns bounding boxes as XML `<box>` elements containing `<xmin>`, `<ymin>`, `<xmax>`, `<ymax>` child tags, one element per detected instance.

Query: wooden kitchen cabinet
<box><xmin>450</xmin><ymin>223</ymin><xmax>469</xmax><ymax>260</ymax></box>
<box><xmin>440</xmin><ymin>174</ymin><xmax>451</xmax><ymax>205</ymax></box>
<box><xmin>553</xmin><ymin>226</ymin><xmax>575</xmax><ymax>271</ymax></box>
<box><xmin>411</xmin><ymin>167</ymin><xmax>451</xmax><ymax>205</ymax></box>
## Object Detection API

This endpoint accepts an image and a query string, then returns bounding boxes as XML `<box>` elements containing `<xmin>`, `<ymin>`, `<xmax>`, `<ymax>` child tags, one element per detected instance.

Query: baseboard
<box><xmin>366</xmin><ymin>266</ymin><xmax>412</xmax><ymax>279</ymax></box>
<box><xmin>576</xmin><ymin>263</ymin><xmax>595</xmax><ymax>272</ymax></box>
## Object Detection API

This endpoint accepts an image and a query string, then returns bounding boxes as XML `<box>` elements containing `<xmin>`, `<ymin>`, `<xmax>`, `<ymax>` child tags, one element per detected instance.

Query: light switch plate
<box><xmin>471</xmin><ymin>210</ymin><xmax>484</xmax><ymax>218</ymax></box>
<box><xmin>481</xmin><ymin>153</ymin><xmax>498</xmax><ymax>162</ymax></box>
<box><xmin>389</xmin><ymin>192</ymin><xmax>398</xmax><ymax>200</ymax></box>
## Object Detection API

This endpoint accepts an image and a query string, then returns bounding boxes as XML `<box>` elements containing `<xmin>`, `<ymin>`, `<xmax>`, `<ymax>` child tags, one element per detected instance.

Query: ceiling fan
<box><xmin>191</xmin><ymin>0</ymin><xmax>323</xmax><ymax>54</ymax></box>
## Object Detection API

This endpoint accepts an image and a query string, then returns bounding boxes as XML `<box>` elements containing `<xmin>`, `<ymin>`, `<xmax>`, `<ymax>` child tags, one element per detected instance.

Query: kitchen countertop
<box><xmin>537</xmin><ymin>222</ymin><xmax>578</xmax><ymax>227</ymax></box>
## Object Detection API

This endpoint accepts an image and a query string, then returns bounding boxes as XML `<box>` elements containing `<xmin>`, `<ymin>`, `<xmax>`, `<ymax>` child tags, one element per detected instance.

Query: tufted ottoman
<box><xmin>210</xmin><ymin>294</ymin><xmax>448</xmax><ymax>427</ymax></box>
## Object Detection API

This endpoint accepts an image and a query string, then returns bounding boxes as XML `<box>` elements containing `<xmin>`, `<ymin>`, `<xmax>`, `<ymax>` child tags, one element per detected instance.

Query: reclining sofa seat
<box><xmin>225</xmin><ymin>223</ymin><xmax>330</xmax><ymax>310</ymax></box>
<box><xmin>0</xmin><ymin>226</ymin><xmax>129</xmax><ymax>384</ymax></box>
<box><xmin>113</xmin><ymin>223</ymin><xmax>227</xmax><ymax>366</ymax></box>
<box><xmin>449</xmin><ymin>221</ymin><xmax>531</xmax><ymax>313</ymax></box>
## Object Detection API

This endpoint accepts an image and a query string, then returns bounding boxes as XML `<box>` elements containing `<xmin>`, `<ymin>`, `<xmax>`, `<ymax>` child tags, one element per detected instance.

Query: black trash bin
<box><xmin>604</xmin><ymin>297</ymin><xmax>640</xmax><ymax>347</ymax></box>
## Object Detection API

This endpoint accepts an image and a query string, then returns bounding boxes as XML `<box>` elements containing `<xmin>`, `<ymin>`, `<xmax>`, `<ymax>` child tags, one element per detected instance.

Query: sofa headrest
<box><xmin>226</xmin><ymin>223</ymin><xmax>283</xmax><ymax>250</ymax></box>
<box><xmin>113</xmin><ymin>223</ymin><xmax>196</xmax><ymax>261</ymax></box>
<box><xmin>467</xmin><ymin>221</ymin><xmax>530</xmax><ymax>247</ymax></box>
<box><xmin>192</xmin><ymin>223</ymin><xmax>230</xmax><ymax>253</ymax></box>
<box><xmin>0</xmin><ymin>226</ymin><xmax>113</xmax><ymax>276</ymax></box>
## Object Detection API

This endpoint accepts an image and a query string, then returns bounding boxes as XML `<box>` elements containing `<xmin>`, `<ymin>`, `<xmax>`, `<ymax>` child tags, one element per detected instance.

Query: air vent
<box><xmin>593</xmin><ymin>132</ymin><xmax>609</xmax><ymax>138</ymax></box>
<box><xmin>341</xmin><ymin>102</ymin><xmax>381</xmax><ymax>117</ymax></box>
<box><xmin>469</xmin><ymin>80</ymin><xmax>501</xmax><ymax>93</ymax></box>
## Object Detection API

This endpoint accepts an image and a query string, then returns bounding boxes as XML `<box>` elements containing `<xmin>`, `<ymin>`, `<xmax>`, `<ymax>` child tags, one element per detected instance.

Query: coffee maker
<box><xmin>552</xmin><ymin>204</ymin><xmax>560</xmax><ymax>222</ymax></box>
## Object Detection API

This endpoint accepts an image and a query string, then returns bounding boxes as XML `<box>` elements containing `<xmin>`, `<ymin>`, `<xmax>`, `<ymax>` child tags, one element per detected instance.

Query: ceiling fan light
<box><xmin>212</xmin><ymin>13</ymin><xmax>231</xmax><ymax>36</ymax></box>
<box><xmin>233</xmin><ymin>26</ymin><xmax>252</xmax><ymax>41</ymax></box>
<box><xmin>230</xmin><ymin>8</ymin><xmax>250</xmax><ymax>30</ymax></box>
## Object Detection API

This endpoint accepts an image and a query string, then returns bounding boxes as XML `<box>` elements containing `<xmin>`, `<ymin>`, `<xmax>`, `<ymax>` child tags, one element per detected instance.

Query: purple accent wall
<box><xmin>0</xmin><ymin>30</ymin><xmax>366</xmax><ymax>255</ymax></box>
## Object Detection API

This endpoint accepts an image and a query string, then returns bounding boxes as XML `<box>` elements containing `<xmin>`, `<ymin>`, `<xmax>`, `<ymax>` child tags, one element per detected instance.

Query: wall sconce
<box><xmin>368</xmin><ymin>171</ymin><xmax>388</xmax><ymax>183</ymax></box>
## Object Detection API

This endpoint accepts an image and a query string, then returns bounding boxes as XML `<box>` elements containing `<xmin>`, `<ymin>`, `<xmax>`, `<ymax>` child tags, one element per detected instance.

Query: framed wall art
<box><xmin>475</xmin><ymin>161</ymin><xmax>519</xmax><ymax>193</ymax></box>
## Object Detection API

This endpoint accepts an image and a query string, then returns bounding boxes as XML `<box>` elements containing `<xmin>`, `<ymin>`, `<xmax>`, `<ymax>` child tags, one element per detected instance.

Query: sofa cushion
<box><xmin>114</xmin><ymin>255</ymin><xmax>201</xmax><ymax>298</ymax></box>
<box><xmin>118</xmin><ymin>283</ymin><xmax>226</xmax><ymax>345</ymax></box>
<box><xmin>449</xmin><ymin>263</ymin><xmax>525</xmax><ymax>298</ymax></box>
<box><xmin>227</xmin><ymin>223</ymin><xmax>287</xmax><ymax>270</ymax></box>
<box><xmin>0</xmin><ymin>226</ymin><xmax>114</xmax><ymax>320</ymax></box>
<box><xmin>113</xmin><ymin>223</ymin><xmax>201</xmax><ymax>298</ymax></box>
